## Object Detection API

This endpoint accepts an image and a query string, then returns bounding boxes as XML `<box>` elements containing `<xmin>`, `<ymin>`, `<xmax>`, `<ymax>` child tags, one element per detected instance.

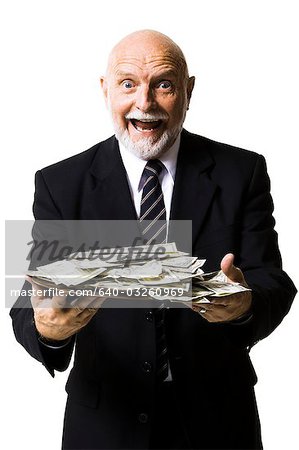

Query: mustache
<box><xmin>125</xmin><ymin>111</ymin><xmax>168</xmax><ymax>121</ymax></box>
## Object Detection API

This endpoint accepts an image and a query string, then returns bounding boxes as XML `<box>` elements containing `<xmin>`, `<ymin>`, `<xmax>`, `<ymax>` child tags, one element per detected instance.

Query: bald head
<box><xmin>101</xmin><ymin>29</ymin><xmax>195</xmax><ymax>160</ymax></box>
<box><xmin>106</xmin><ymin>29</ymin><xmax>189</xmax><ymax>81</ymax></box>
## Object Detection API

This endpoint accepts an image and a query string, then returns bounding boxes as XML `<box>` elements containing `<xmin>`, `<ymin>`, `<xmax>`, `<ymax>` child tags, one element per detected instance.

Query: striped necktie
<box><xmin>139</xmin><ymin>160</ymin><xmax>167</xmax><ymax>245</ymax></box>
<box><xmin>140</xmin><ymin>159</ymin><xmax>168</xmax><ymax>382</ymax></box>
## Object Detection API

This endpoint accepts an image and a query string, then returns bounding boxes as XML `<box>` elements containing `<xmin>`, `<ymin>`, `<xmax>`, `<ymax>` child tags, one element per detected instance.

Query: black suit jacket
<box><xmin>10</xmin><ymin>129</ymin><xmax>296</xmax><ymax>449</ymax></box>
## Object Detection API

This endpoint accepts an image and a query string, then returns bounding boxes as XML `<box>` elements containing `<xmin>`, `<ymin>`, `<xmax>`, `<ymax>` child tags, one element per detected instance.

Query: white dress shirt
<box><xmin>118</xmin><ymin>134</ymin><xmax>181</xmax><ymax>221</ymax></box>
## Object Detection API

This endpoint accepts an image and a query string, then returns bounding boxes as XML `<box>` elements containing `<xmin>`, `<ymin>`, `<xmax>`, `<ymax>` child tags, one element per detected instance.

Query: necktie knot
<box><xmin>143</xmin><ymin>159</ymin><xmax>164</xmax><ymax>179</ymax></box>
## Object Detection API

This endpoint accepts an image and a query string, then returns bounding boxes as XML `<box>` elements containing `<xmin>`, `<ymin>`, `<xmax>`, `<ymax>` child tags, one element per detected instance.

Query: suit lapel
<box><xmin>82</xmin><ymin>136</ymin><xmax>137</xmax><ymax>220</ymax></box>
<box><xmin>170</xmin><ymin>130</ymin><xmax>218</xmax><ymax>247</ymax></box>
<box><xmin>80</xmin><ymin>137</ymin><xmax>142</xmax><ymax>246</ymax></box>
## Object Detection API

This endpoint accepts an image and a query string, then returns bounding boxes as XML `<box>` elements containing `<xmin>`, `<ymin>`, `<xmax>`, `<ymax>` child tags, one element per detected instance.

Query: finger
<box><xmin>192</xmin><ymin>303</ymin><xmax>227</xmax><ymax>315</ymax></box>
<box><xmin>70</xmin><ymin>295</ymin><xmax>105</xmax><ymax>310</ymax></box>
<box><xmin>87</xmin><ymin>296</ymin><xmax>105</xmax><ymax>310</ymax></box>
<box><xmin>69</xmin><ymin>300</ymin><xmax>103</xmax><ymax>318</ymax></box>
<box><xmin>71</xmin><ymin>308</ymin><xmax>97</xmax><ymax>318</ymax></box>
<box><xmin>220</xmin><ymin>253</ymin><xmax>234</xmax><ymax>278</ymax></box>
<box><xmin>71</xmin><ymin>308</ymin><xmax>98</xmax><ymax>321</ymax></box>
<box><xmin>52</xmin><ymin>291</ymin><xmax>69</xmax><ymax>310</ymax></box>
<box><xmin>220</xmin><ymin>253</ymin><xmax>245</xmax><ymax>284</ymax></box>
<box><xmin>197</xmin><ymin>307</ymin><xmax>232</xmax><ymax>323</ymax></box>
<box><xmin>197</xmin><ymin>294</ymin><xmax>252</xmax><ymax>322</ymax></box>
<box><xmin>192</xmin><ymin>303</ymin><xmax>216</xmax><ymax>312</ymax></box>
<box><xmin>26</xmin><ymin>276</ymin><xmax>47</xmax><ymax>300</ymax></box>
<box><xmin>80</xmin><ymin>311</ymin><xmax>98</xmax><ymax>328</ymax></box>
<box><xmin>72</xmin><ymin>303</ymin><xmax>99</xmax><ymax>314</ymax></box>
<box><xmin>26</xmin><ymin>276</ymin><xmax>53</xmax><ymax>309</ymax></box>
<box><xmin>209</xmin><ymin>297</ymin><xmax>231</xmax><ymax>306</ymax></box>
<box><xmin>210</xmin><ymin>290</ymin><xmax>249</xmax><ymax>304</ymax></box>
<box><xmin>209</xmin><ymin>292</ymin><xmax>247</xmax><ymax>306</ymax></box>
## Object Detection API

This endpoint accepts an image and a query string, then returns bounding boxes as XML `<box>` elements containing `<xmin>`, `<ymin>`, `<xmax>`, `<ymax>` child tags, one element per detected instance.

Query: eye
<box><xmin>122</xmin><ymin>80</ymin><xmax>134</xmax><ymax>89</ymax></box>
<box><xmin>157</xmin><ymin>80</ymin><xmax>172</xmax><ymax>90</ymax></box>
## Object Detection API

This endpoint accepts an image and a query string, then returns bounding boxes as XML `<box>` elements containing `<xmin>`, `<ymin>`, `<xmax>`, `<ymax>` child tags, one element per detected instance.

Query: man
<box><xmin>10</xmin><ymin>30</ymin><xmax>296</xmax><ymax>449</ymax></box>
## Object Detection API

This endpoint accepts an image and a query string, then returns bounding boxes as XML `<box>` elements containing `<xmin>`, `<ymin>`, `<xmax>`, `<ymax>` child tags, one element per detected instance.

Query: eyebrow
<box><xmin>152</xmin><ymin>69</ymin><xmax>178</xmax><ymax>79</ymax></box>
<box><xmin>114</xmin><ymin>71</ymin><xmax>136</xmax><ymax>79</ymax></box>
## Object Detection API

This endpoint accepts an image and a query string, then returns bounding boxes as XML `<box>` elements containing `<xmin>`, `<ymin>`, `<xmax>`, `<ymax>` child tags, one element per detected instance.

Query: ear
<box><xmin>100</xmin><ymin>76</ymin><xmax>109</xmax><ymax>106</ymax></box>
<box><xmin>186</xmin><ymin>76</ymin><xmax>195</xmax><ymax>109</ymax></box>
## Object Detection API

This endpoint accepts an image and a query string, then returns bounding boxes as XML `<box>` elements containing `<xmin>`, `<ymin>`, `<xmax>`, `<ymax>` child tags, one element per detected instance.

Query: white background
<box><xmin>1</xmin><ymin>1</ymin><xmax>298</xmax><ymax>449</ymax></box>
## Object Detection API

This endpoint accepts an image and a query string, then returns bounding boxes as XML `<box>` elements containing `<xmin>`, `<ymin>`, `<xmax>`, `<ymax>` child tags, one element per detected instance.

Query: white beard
<box><xmin>113</xmin><ymin>124</ymin><xmax>183</xmax><ymax>160</ymax></box>
<box><xmin>107</xmin><ymin>102</ymin><xmax>185</xmax><ymax>160</ymax></box>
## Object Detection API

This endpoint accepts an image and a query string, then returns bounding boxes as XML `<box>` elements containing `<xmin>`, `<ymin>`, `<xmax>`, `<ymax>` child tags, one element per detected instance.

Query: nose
<box><xmin>135</xmin><ymin>84</ymin><xmax>156</xmax><ymax>112</ymax></box>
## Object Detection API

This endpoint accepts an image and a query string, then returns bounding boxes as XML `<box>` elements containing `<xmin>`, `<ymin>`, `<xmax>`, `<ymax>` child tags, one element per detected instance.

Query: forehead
<box><xmin>108</xmin><ymin>43</ymin><xmax>185</xmax><ymax>79</ymax></box>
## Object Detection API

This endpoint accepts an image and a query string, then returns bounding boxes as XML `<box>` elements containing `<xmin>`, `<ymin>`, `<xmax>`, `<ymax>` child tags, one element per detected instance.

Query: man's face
<box><xmin>101</xmin><ymin>38</ymin><xmax>194</xmax><ymax>159</ymax></box>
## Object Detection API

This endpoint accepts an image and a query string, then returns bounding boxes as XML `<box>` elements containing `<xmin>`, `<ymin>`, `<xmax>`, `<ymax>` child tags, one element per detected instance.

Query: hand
<box><xmin>194</xmin><ymin>253</ymin><xmax>252</xmax><ymax>323</ymax></box>
<box><xmin>26</xmin><ymin>277</ymin><xmax>105</xmax><ymax>341</ymax></box>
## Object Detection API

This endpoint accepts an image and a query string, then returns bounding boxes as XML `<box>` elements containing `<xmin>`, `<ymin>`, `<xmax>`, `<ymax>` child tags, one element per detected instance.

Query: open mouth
<box><xmin>130</xmin><ymin>119</ymin><xmax>163</xmax><ymax>132</ymax></box>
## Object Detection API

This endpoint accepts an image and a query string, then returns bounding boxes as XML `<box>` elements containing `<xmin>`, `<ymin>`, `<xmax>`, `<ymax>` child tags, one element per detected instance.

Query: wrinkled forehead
<box><xmin>107</xmin><ymin>42</ymin><xmax>187</xmax><ymax>80</ymax></box>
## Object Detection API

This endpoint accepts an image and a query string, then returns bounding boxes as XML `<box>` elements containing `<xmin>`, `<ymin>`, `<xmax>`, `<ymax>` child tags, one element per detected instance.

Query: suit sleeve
<box><xmin>236</xmin><ymin>155</ymin><xmax>297</xmax><ymax>346</ymax></box>
<box><xmin>10</xmin><ymin>170</ymin><xmax>75</xmax><ymax>377</ymax></box>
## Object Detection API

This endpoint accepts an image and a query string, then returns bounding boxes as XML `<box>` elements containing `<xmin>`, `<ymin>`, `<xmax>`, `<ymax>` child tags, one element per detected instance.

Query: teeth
<box><xmin>131</xmin><ymin>119</ymin><xmax>160</xmax><ymax>123</ymax></box>
<box><xmin>136</xmin><ymin>125</ymin><xmax>154</xmax><ymax>132</ymax></box>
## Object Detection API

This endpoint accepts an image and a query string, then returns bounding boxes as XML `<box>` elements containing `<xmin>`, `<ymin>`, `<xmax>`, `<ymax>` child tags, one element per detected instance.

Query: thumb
<box><xmin>220</xmin><ymin>253</ymin><xmax>244</xmax><ymax>283</ymax></box>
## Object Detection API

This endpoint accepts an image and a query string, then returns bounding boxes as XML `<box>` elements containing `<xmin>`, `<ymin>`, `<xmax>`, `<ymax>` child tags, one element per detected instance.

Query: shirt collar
<box><xmin>118</xmin><ymin>133</ymin><xmax>181</xmax><ymax>193</ymax></box>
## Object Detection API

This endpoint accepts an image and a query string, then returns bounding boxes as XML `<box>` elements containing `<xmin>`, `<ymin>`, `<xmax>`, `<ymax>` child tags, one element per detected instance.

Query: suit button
<box><xmin>142</xmin><ymin>361</ymin><xmax>152</xmax><ymax>373</ymax></box>
<box><xmin>145</xmin><ymin>311</ymin><xmax>153</xmax><ymax>322</ymax></box>
<box><xmin>138</xmin><ymin>413</ymin><xmax>148</xmax><ymax>423</ymax></box>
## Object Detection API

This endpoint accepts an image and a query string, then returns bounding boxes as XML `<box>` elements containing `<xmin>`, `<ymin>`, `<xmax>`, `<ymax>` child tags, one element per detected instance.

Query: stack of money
<box><xmin>27</xmin><ymin>242</ymin><xmax>250</xmax><ymax>306</ymax></box>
